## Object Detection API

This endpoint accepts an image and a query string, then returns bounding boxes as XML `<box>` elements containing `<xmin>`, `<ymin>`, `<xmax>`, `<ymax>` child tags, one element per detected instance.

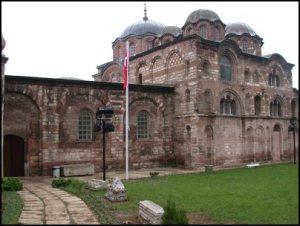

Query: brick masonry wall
<box><xmin>4</xmin><ymin>79</ymin><xmax>174</xmax><ymax>175</ymax></box>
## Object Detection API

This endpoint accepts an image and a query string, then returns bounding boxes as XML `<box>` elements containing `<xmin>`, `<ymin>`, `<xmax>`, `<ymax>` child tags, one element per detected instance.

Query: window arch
<box><xmin>78</xmin><ymin>110</ymin><xmax>93</xmax><ymax>140</ymax></box>
<box><xmin>244</xmin><ymin>69</ymin><xmax>250</xmax><ymax>82</ymax></box>
<box><xmin>199</xmin><ymin>25</ymin><xmax>207</xmax><ymax>39</ymax></box>
<box><xmin>185</xmin><ymin>89</ymin><xmax>191</xmax><ymax>102</ymax></box>
<box><xmin>241</xmin><ymin>38</ymin><xmax>248</xmax><ymax>52</ymax></box>
<box><xmin>220</xmin><ymin>56</ymin><xmax>232</xmax><ymax>81</ymax></box>
<box><xmin>137</xmin><ymin>110</ymin><xmax>149</xmax><ymax>139</ymax></box>
<box><xmin>270</xmin><ymin>98</ymin><xmax>282</xmax><ymax>117</ymax></box>
<box><xmin>268</xmin><ymin>74</ymin><xmax>280</xmax><ymax>87</ymax></box>
<box><xmin>129</xmin><ymin>43</ymin><xmax>135</xmax><ymax>56</ymax></box>
<box><xmin>254</xmin><ymin>95</ymin><xmax>261</xmax><ymax>116</ymax></box>
<box><xmin>291</xmin><ymin>99</ymin><xmax>296</xmax><ymax>117</ymax></box>
<box><xmin>220</xmin><ymin>95</ymin><xmax>236</xmax><ymax>115</ymax></box>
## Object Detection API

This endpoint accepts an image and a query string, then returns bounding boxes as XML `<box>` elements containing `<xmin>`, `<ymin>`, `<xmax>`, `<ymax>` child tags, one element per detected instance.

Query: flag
<box><xmin>123</xmin><ymin>42</ymin><xmax>129</xmax><ymax>90</ymax></box>
<box><xmin>124</xmin><ymin>41</ymin><xmax>129</xmax><ymax>180</ymax></box>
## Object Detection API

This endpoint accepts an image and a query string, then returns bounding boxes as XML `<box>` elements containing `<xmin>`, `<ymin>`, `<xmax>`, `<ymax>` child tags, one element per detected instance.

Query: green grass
<box><xmin>63</xmin><ymin>163</ymin><xmax>299</xmax><ymax>224</ymax></box>
<box><xmin>1</xmin><ymin>191</ymin><xmax>23</xmax><ymax>224</ymax></box>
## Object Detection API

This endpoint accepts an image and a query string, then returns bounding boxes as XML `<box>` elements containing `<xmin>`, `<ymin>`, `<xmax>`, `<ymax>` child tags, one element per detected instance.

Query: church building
<box><xmin>2</xmin><ymin>8</ymin><xmax>298</xmax><ymax>176</ymax></box>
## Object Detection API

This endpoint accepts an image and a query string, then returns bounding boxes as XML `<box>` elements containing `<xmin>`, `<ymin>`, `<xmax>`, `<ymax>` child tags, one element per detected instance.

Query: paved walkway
<box><xmin>17</xmin><ymin>181</ymin><xmax>98</xmax><ymax>225</ymax></box>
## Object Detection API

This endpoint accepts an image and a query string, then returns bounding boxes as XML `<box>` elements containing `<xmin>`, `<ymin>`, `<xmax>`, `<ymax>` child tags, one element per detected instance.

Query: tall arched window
<box><xmin>78</xmin><ymin>110</ymin><xmax>93</xmax><ymax>140</ymax></box>
<box><xmin>186</xmin><ymin>125</ymin><xmax>191</xmax><ymax>139</ymax></box>
<box><xmin>185</xmin><ymin>89</ymin><xmax>191</xmax><ymax>102</ymax></box>
<box><xmin>270</xmin><ymin>98</ymin><xmax>282</xmax><ymax>117</ymax></box>
<box><xmin>268</xmin><ymin>74</ymin><xmax>280</xmax><ymax>87</ymax></box>
<box><xmin>129</xmin><ymin>43</ymin><xmax>135</xmax><ymax>56</ymax></box>
<box><xmin>137</xmin><ymin>110</ymin><xmax>149</xmax><ymax>139</ymax></box>
<box><xmin>138</xmin><ymin>74</ymin><xmax>143</xmax><ymax>84</ymax></box>
<box><xmin>241</xmin><ymin>39</ymin><xmax>248</xmax><ymax>52</ymax></box>
<box><xmin>220</xmin><ymin>56</ymin><xmax>232</xmax><ymax>81</ymax></box>
<box><xmin>254</xmin><ymin>95</ymin><xmax>261</xmax><ymax>116</ymax></box>
<box><xmin>199</xmin><ymin>25</ymin><xmax>207</xmax><ymax>39</ymax></box>
<box><xmin>291</xmin><ymin>99</ymin><xmax>296</xmax><ymax>117</ymax></box>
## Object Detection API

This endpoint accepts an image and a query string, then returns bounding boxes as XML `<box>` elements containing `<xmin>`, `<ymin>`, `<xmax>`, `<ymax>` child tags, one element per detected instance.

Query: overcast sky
<box><xmin>1</xmin><ymin>1</ymin><xmax>299</xmax><ymax>88</ymax></box>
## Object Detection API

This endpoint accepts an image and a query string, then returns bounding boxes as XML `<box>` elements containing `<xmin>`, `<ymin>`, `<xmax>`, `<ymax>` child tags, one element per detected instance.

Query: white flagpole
<box><xmin>125</xmin><ymin>41</ymin><xmax>129</xmax><ymax>180</ymax></box>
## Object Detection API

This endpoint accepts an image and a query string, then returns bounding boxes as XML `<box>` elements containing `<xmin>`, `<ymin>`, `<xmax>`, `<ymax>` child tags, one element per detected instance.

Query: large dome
<box><xmin>120</xmin><ymin>17</ymin><xmax>165</xmax><ymax>39</ymax></box>
<box><xmin>185</xmin><ymin>9</ymin><xmax>221</xmax><ymax>24</ymax></box>
<box><xmin>158</xmin><ymin>26</ymin><xmax>182</xmax><ymax>37</ymax></box>
<box><xmin>225</xmin><ymin>23</ymin><xmax>257</xmax><ymax>37</ymax></box>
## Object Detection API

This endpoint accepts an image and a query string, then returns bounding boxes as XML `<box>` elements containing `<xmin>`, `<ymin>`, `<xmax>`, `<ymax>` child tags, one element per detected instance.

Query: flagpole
<box><xmin>125</xmin><ymin>41</ymin><xmax>129</xmax><ymax>180</ymax></box>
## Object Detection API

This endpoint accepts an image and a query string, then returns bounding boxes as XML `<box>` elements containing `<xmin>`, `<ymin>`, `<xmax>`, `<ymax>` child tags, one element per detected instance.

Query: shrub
<box><xmin>150</xmin><ymin>171</ymin><xmax>159</xmax><ymax>178</ymax></box>
<box><xmin>2</xmin><ymin>177</ymin><xmax>23</xmax><ymax>191</ymax></box>
<box><xmin>52</xmin><ymin>178</ymin><xmax>71</xmax><ymax>188</ymax></box>
<box><xmin>68</xmin><ymin>178</ymin><xmax>86</xmax><ymax>193</ymax></box>
<box><xmin>162</xmin><ymin>199</ymin><xmax>188</xmax><ymax>225</ymax></box>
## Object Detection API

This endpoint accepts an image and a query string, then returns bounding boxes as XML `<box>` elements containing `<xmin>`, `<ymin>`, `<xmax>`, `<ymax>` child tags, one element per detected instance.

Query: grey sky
<box><xmin>2</xmin><ymin>1</ymin><xmax>299</xmax><ymax>88</ymax></box>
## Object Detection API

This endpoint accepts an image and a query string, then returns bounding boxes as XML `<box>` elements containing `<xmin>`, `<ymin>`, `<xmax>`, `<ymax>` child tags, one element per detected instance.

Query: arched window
<box><xmin>270</xmin><ymin>98</ymin><xmax>282</xmax><ymax>117</ymax></box>
<box><xmin>138</xmin><ymin>74</ymin><xmax>142</xmax><ymax>84</ymax></box>
<box><xmin>291</xmin><ymin>99</ymin><xmax>296</xmax><ymax>117</ymax></box>
<box><xmin>220</xmin><ymin>56</ymin><xmax>232</xmax><ymax>81</ymax></box>
<box><xmin>203</xmin><ymin>61</ymin><xmax>210</xmax><ymax>75</ymax></box>
<box><xmin>268</xmin><ymin>74</ymin><xmax>280</xmax><ymax>87</ymax></box>
<box><xmin>147</xmin><ymin>41</ymin><xmax>153</xmax><ymax>50</ymax></box>
<box><xmin>129</xmin><ymin>43</ymin><xmax>135</xmax><ymax>56</ymax></box>
<box><xmin>137</xmin><ymin>111</ymin><xmax>149</xmax><ymax>139</ymax></box>
<box><xmin>241</xmin><ymin>39</ymin><xmax>248</xmax><ymax>52</ymax></box>
<box><xmin>199</xmin><ymin>25</ymin><xmax>207</xmax><ymax>39</ymax></box>
<box><xmin>186</xmin><ymin>125</ymin><xmax>191</xmax><ymax>139</ymax></box>
<box><xmin>220</xmin><ymin>96</ymin><xmax>236</xmax><ymax>115</ymax></box>
<box><xmin>253</xmin><ymin>71</ymin><xmax>260</xmax><ymax>83</ymax></box>
<box><xmin>254</xmin><ymin>95</ymin><xmax>261</xmax><ymax>116</ymax></box>
<box><xmin>244</xmin><ymin>69</ymin><xmax>250</xmax><ymax>82</ymax></box>
<box><xmin>214</xmin><ymin>26</ymin><xmax>221</xmax><ymax>40</ymax></box>
<box><xmin>78</xmin><ymin>110</ymin><xmax>93</xmax><ymax>140</ymax></box>
<box><xmin>187</xmin><ymin>27</ymin><xmax>192</xmax><ymax>35</ymax></box>
<box><xmin>185</xmin><ymin>89</ymin><xmax>191</xmax><ymax>102</ymax></box>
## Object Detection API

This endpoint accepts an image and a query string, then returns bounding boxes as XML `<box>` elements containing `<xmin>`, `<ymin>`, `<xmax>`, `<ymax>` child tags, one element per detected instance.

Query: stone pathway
<box><xmin>17</xmin><ymin>181</ymin><xmax>98</xmax><ymax>225</ymax></box>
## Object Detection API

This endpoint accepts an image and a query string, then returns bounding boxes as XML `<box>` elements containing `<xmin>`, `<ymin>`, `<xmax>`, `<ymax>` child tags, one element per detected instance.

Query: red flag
<box><xmin>123</xmin><ymin>42</ymin><xmax>129</xmax><ymax>90</ymax></box>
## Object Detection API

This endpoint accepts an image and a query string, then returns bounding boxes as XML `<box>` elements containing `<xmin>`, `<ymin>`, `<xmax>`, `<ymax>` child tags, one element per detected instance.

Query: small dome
<box><xmin>185</xmin><ymin>9</ymin><xmax>221</xmax><ymax>24</ymax></box>
<box><xmin>225</xmin><ymin>23</ymin><xmax>257</xmax><ymax>37</ymax></box>
<box><xmin>120</xmin><ymin>18</ymin><xmax>165</xmax><ymax>39</ymax></box>
<box><xmin>159</xmin><ymin>26</ymin><xmax>182</xmax><ymax>37</ymax></box>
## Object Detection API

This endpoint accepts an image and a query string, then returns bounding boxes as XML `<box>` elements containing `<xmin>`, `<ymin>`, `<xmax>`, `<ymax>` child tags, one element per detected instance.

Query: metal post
<box><xmin>293</xmin><ymin>128</ymin><xmax>296</xmax><ymax>164</ymax></box>
<box><xmin>103</xmin><ymin>120</ymin><xmax>106</xmax><ymax>181</ymax></box>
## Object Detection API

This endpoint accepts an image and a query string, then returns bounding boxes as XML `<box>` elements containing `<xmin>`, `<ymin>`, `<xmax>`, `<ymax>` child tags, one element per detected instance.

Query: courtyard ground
<box><xmin>2</xmin><ymin>163</ymin><xmax>298</xmax><ymax>224</ymax></box>
<box><xmin>62</xmin><ymin>163</ymin><xmax>299</xmax><ymax>224</ymax></box>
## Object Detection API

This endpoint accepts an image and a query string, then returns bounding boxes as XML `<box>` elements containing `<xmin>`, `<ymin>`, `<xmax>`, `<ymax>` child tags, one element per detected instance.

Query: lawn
<box><xmin>62</xmin><ymin>163</ymin><xmax>299</xmax><ymax>224</ymax></box>
<box><xmin>1</xmin><ymin>191</ymin><xmax>23</xmax><ymax>224</ymax></box>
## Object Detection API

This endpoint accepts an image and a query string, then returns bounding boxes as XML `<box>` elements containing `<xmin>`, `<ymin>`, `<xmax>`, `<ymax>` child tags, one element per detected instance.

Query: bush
<box><xmin>150</xmin><ymin>171</ymin><xmax>159</xmax><ymax>178</ymax></box>
<box><xmin>162</xmin><ymin>200</ymin><xmax>188</xmax><ymax>225</ymax></box>
<box><xmin>2</xmin><ymin>177</ymin><xmax>23</xmax><ymax>191</ymax></box>
<box><xmin>52</xmin><ymin>178</ymin><xmax>71</xmax><ymax>188</ymax></box>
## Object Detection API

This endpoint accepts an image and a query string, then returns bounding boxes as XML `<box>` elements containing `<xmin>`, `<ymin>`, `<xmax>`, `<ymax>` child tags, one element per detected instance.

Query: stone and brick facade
<box><xmin>3</xmin><ymin>8</ymin><xmax>299</xmax><ymax>176</ymax></box>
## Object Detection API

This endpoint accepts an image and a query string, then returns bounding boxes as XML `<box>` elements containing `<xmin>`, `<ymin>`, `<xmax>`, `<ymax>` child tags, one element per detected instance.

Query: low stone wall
<box><xmin>61</xmin><ymin>163</ymin><xmax>94</xmax><ymax>176</ymax></box>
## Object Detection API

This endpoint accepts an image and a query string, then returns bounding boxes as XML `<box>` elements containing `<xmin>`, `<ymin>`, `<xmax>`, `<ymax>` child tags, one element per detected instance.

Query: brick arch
<box><xmin>166</xmin><ymin>49</ymin><xmax>183</xmax><ymax>67</ymax></box>
<box><xmin>150</xmin><ymin>55</ymin><xmax>164</xmax><ymax>82</ymax></box>
<box><xmin>272</xmin><ymin>123</ymin><xmax>282</xmax><ymax>161</ymax></box>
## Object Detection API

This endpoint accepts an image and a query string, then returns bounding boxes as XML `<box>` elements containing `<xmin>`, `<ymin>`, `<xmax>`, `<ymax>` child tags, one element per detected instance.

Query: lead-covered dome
<box><xmin>158</xmin><ymin>26</ymin><xmax>182</xmax><ymax>37</ymax></box>
<box><xmin>120</xmin><ymin>17</ymin><xmax>165</xmax><ymax>39</ymax></box>
<box><xmin>225</xmin><ymin>22</ymin><xmax>257</xmax><ymax>37</ymax></box>
<box><xmin>185</xmin><ymin>9</ymin><xmax>221</xmax><ymax>24</ymax></box>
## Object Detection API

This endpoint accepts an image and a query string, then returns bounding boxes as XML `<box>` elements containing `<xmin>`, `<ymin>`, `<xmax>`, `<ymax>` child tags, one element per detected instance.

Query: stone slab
<box><xmin>61</xmin><ymin>163</ymin><xmax>95</xmax><ymax>176</ymax></box>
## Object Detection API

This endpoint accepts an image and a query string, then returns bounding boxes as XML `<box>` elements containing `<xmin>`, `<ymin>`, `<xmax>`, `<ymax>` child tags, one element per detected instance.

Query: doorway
<box><xmin>3</xmin><ymin>135</ymin><xmax>25</xmax><ymax>176</ymax></box>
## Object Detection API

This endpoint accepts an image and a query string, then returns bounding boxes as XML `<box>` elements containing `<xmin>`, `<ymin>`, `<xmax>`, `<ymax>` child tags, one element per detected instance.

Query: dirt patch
<box><xmin>114</xmin><ymin>210</ymin><xmax>141</xmax><ymax>224</ymax></box>
<box><xmin>187</xmin><ymin>212</ymin><xmax>216</xmax><ymax>224</ymax></box>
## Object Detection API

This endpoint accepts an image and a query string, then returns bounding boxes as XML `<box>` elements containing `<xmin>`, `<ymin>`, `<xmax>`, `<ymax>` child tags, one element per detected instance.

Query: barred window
<box><xmin>220</xmin><ymin>97</ymin><xmax>236</xmax><ymax>115</ymax></box>
<box><xmin>268</xmin><ymin>74</ymin><xmax>280</xmax><ymax>87</ymax></box>
<box><xmin>78</xmin><ymin>110</ymin><xmax>92</xmax><ymax>140</ymax></box>
<box><xmin>270</xmin><ymin>99</ymin><xmax>282</xmax><ymax>117</ymax></box>
<box><xmin>137</xmin><ymin>111</ymin><xmax>149</xmax><ymax>139</ymax></box>
<box><xmin>242</xmin><ymin>39</ymin><xmax>248</xmax><ymax>52</ymax></box>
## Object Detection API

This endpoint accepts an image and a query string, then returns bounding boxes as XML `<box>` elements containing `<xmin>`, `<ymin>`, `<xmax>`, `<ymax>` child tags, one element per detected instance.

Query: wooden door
<box><xmin>3</xmin><ymin>135</ymin><xmax>25</xmax><ymax>176</ymax></box>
